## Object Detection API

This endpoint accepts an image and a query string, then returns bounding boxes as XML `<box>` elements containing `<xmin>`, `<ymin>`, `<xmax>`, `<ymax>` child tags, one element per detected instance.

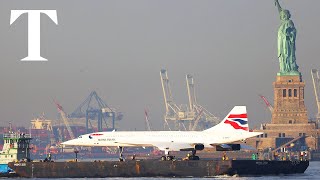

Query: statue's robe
<box><xmin>277</xmin><ymin>18</ymin><xmax>298</xmax><ymax>73</ymax></box>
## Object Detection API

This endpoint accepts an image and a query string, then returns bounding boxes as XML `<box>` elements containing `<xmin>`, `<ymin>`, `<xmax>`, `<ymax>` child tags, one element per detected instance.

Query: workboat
<box><xmin>0</xmin><ymin>131</ymin><xmax>32</xmax><ymax>176</ymax></box>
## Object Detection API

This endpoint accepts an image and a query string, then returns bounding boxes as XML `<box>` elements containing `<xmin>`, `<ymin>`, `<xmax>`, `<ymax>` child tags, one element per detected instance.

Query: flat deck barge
<box><xmin>8</xmin><ymin>159</ymin><xmax>309</xmax><ymax>178</ymax></box>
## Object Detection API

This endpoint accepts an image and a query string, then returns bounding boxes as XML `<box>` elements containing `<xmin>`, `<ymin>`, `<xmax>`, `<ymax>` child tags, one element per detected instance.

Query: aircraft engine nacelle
<box><xmin>180</xmin><ymin>144</ymin><xmax>205</xmax><ymax>151</ymax></box>
<box><xmin>194</xmin><ymin>144</ymin><xmax>204</xmax><ymax>151</ymax></box>
<box><xmin>216</xmin><ymin>144</ymin><xmax>241</xmax><ymax>151</ymax></box>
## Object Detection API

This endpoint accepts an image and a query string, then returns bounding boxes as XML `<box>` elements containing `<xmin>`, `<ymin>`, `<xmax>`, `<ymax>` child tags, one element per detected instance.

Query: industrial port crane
<box><xmin>54</xmin><ymin>101</ymin><xmax>75</xmax><ymax>140</ymax></box>
<box><xmin>160</xmin><ymin>69</ymin><xmax>220</xmax><ymax>130</ymax></box>
<box><xmin>311</xmin><ymin>69</ymin><xmax>320</xmax><ymax>127</ymax></box>
<box><xmin>70</xmin><ymin>91</ymin><xmax>121</xmax><ymax>133</ymax></box>
<box><xmin>186</xmin><ymin>74</ymin><xmax>220</xmax><ymax>130</ymax></box>
<box><xmin>160</xmin><ymin>69</ymin><xmax>194</xmax><ymax>130</ymax></box>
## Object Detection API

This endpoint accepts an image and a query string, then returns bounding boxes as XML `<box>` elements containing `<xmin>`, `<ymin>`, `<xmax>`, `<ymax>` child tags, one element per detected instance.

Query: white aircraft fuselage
<box><xmin>69</xmin><ymin>130</ymin><xmax>261</xmax><ymax>151</ymax></box>
<box><xmin>62</xmin><ymin>106</ymin><xmax>263</xmax><ymax>153</ymax></box>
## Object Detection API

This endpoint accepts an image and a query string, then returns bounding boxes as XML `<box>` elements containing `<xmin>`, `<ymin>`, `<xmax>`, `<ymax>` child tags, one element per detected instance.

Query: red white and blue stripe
<box><xmin>224</xmin><ymin>114</ymin><xmax>248</xmax><ymax>131</ymax></box>
<box><xmin>89</xmin><ymin>133</ymin><xmax>103</xmax><ymax>139</ymax></box>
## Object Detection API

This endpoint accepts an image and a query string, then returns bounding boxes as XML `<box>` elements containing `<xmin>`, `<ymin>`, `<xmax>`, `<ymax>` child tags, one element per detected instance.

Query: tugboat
<box><xmin>0</xmin><ymin>129</ymin><xmax>32</xmax><ymax>177</ymax></box>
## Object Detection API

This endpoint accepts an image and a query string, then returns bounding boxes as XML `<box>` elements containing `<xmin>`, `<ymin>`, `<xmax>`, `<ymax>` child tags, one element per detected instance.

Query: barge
<box><xmin>2</xmin><ymin>126</ymin><xmax>310</xmax><ymax>178</ymax></box>
<box><xmin>8</xmin><ymin>159</ymin><xmax>309</xmax><ymax>178</ymax></box>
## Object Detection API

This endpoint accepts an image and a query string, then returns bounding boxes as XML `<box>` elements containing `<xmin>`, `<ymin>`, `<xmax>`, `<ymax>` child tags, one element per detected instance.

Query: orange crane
<box><xmin>54</xmin><ymin>100</ymin><xmax>75</xmax><ymax>140</ymax></box>
<box><xmin>259</xmin><ymin>95</ymin><xmax>274</xmax><ymax>113</ymax></box>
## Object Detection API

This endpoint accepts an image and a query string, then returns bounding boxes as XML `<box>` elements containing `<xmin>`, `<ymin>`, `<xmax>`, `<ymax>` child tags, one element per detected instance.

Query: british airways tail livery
<box><xmin>62</xmin><ymin>106</ymin><xmax>263</xmax><ymax>161</ymax></box>
<box><xmin>203</xmin><ymin>105</ymin><xmax>249</xmax><ymax>132</ymax></box>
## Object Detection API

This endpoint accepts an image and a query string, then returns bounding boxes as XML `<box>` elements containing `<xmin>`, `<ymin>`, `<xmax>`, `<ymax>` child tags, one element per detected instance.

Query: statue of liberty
<box><xmin>275</xmin><ymin>0</ymin><xmax>299</xmax><ymax>75</ymax></box>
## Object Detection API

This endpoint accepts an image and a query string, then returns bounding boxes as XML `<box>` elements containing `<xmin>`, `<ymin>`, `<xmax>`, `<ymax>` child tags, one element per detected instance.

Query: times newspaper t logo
<box><xmin>10</xmin><ymin>10</ymin><xmax>58</xmax><ymax>61</ymax></box>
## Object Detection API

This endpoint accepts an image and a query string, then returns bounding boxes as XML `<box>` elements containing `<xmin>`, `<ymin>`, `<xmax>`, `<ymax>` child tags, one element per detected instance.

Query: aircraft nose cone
<box><xmin>61</xmin><ymin>140</ymin><xmax>73</xmax><ymax>145</ymax></box>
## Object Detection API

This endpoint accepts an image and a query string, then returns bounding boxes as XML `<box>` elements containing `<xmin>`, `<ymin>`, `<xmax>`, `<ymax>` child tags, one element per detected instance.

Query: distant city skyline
<box><xmin>0</xmin><ymin>0</ymin><xmax>319</xmax><ymax>130</ymax></box>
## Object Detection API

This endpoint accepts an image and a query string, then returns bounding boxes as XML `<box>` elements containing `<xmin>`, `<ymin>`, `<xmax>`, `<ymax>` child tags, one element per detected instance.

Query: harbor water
<box><xmin>6</xmin><ymin>160</ymin><xmax>319</xmax><ymax>179</ymax></box>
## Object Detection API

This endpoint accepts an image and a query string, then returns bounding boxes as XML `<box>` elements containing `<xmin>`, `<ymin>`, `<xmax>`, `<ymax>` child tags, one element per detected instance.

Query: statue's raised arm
<box><xmin>275</xmin><ymin>0</ymin><xmax>282</xmax><ymax>13</ymax></box>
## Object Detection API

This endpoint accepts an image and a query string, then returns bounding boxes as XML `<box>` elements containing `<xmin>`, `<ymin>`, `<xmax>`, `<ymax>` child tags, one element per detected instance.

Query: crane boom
<box><xmin>54</xmin><ymin>101</ymin><xmax>75</xmax><ymax>140</ymax></box>
<box><xmin>191</xmin><ymin>109</ymin><xmax>204</xmax><ymax>131</ymax></box>
<box><xmin>311</xmin><ymin>69</ymin><xmax>320</xmax><ymax>123</ymax></box>
<box><xmin>186</xmin><ymin>74</ymin><xmax>196</xmax><ymax>112</ymax></box>
<box><xmin>259</xmin><ymin>95</ymin><xmax>274</xmax><ymax>113</ymax></box>
<box><xmin>144</xmin><ymin>109</ymin><xmax>152</xmax><ymax>131</ymax></box>
<box><xmin>186</xmin><ymin>74</ymin><xmax>220</xmax><ymax>128</ymax></box>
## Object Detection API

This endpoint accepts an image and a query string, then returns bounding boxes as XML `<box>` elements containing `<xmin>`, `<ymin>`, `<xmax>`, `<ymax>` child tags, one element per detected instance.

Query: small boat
<box><xmin>0</xmin><ymin>130</ymin><xmax>32</xmax><ymax>177</ymax></box>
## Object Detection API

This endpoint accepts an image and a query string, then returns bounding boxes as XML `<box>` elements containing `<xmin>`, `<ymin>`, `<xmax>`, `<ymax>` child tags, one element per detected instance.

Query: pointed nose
<box><xmin>61</xmin><ymin>140</ymin><xmax>74</xmax><ymax>146</ymax></box>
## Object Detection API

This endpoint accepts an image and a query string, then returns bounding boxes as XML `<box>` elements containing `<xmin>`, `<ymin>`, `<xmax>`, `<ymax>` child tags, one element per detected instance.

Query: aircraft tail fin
<box><xmin>204</xmin><ymin>106</ymin><xmax>249</xmax><ymax>132</ymax></box>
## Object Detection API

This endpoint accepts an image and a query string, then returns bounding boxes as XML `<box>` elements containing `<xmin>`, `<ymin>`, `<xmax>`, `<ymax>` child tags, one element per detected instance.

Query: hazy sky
<box><xmin>0</xmin><ymin>0</ymin><xmax>319</xmax><ymax>130</ymax></box>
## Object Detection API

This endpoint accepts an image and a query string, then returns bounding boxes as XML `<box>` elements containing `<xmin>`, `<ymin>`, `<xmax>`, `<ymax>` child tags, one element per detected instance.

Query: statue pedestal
<box><xmin>245</xmin><ymin>74</ymin><xmax>317</xmax><ymax>151</ymax></box>
<box><xmin>272</xmin><ymin>75</ymin><xmax>308</xmax><ymax>124</ymax></box>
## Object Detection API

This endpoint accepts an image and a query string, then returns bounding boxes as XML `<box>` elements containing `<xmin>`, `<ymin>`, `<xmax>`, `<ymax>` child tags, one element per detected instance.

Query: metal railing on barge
<box><xmin>3</xmin><ymin>133</ymin><xmax>31</xmax><ymax>139</ymax></box>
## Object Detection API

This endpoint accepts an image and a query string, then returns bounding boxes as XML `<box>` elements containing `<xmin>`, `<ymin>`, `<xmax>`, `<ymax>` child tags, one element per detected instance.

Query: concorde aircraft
<box><xmin>62</xmin><ymin>106</ymin><xmax>263</xmax><ymax>160</ymax></box>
